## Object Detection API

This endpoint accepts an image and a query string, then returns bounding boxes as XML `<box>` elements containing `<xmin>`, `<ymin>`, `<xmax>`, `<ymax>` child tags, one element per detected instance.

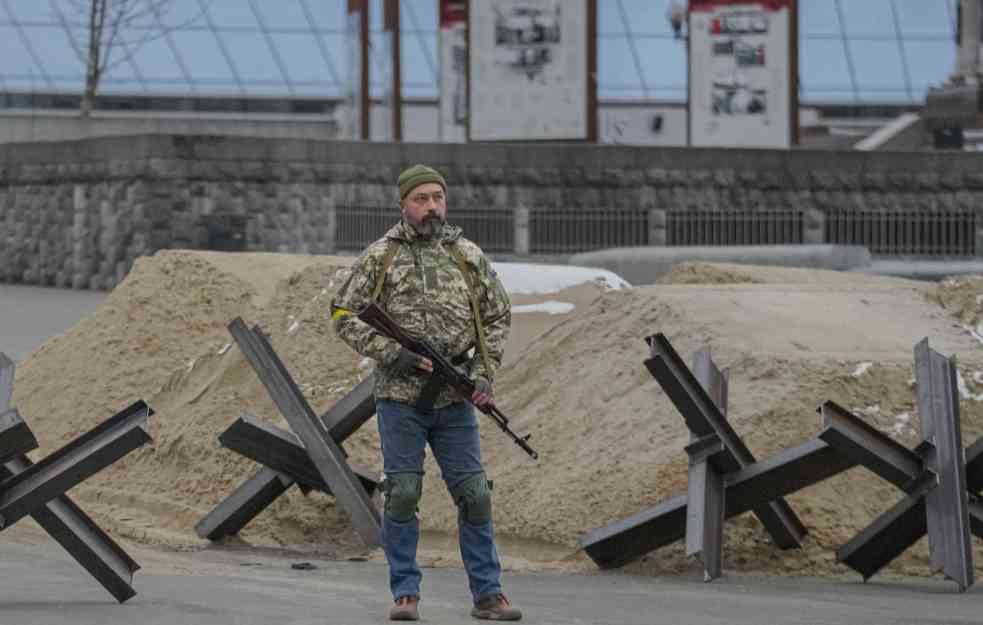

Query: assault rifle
<box><xmin>358</xmin><ymin>303</ymin><xmax>539</xmax><ymax>460</ymax></box>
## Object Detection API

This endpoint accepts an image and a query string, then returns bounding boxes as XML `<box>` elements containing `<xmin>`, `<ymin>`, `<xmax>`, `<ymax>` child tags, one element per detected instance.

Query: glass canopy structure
<box><xmin>0</xmin><ymin>0</ymin><xmax>960</xmax><ymax>106</ymax></box>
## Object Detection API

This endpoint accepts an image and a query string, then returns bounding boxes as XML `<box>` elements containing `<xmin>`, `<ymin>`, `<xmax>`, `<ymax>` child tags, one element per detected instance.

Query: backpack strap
<box><xmin>372</xmin><ymin>239</ymin><xmax>401</xmax><ymax>303</ymax></box>
<box><xmin>447</xmin><ymin>243</ymin><xmax>493</xmax><ymax>380</ymax></box>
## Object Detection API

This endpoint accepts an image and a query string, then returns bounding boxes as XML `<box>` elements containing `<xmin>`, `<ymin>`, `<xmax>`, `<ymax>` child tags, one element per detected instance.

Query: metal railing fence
<box><xmin>825</xmin><ymin>209</ymin><xmax>976</xmax><ymax>257</ymax></box>
<box><xmin>666</xmin><ymin>210</ymin><xmax>804</xmax><ymax>246</ymax></box>
<box><xmin>529</xmin><ymin>207</ymin><xmax>649</xmax><ymax>254</ymax></box>
<box><xmin>333</xmin><ymin>205</ymin><xmax>978</xmax><ymax>258</ymax></box>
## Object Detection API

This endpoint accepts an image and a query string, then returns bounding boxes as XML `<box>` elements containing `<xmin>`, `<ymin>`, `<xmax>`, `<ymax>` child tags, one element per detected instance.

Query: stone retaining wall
<box><xmin>2</xmin><ymin>134</ymin><xmax>982</xmax><ymax>289</ymax></box>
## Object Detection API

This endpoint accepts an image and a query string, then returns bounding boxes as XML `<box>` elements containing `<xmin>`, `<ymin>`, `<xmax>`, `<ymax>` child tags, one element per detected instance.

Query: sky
<box><xmin>0</xmin><ymin>0</ymin><xmax>960</xmax><ymax>105</ymax></box>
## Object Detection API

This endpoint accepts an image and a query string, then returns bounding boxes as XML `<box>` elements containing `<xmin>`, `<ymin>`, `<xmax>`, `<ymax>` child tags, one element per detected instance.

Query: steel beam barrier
<box><xmin>0</xmin><ymin>355</ymin><xmax>148</xmax><ymax>602</ymax></box>
<box><xmin>721</xmin><ymin>439</ymin><xmax>857</xmax><ymax>516</ymax></box>
<box><xmin>830</xmin><ymin>437</ymin><xmax>983</xmax><ymax>581</ymax></box>
<box><xmin>194</xmin><ymin>374</ymin><xmax>378</xmax><ymax>541</ymax></box>
<box><xmin>581</xmin><ymin>439</ymin><xmax>854</xmax><ymax>568</ymax></box>
<box><xmin>964</xmin><ymin>436</ymin><xmax>983</xmax><ymax>493</ymax></box>
<box><xmin>193</xmin><ymin>467</ymin><xmax>295</xmax><ymax>541</ymax></box>
<box><xmin>228</xmin><ymin>318</ymin><xmax>381</xmax><ymax>546</ymax></box>
<box><xmin>645</xmin><ymin>333</ymin><xmax>806</xmax><ymax>549</ymax></box>
<box><xmin>970</xmin><ymin>498</ymin><xmax>983</xmax><ymax>538</ymax></box>
<box><xmin>685</xmin><ymin>434</ymin><xmax>725</xmax><ymax>581</ymax></box>
<box><xmin>0</xmin><ymin>352</ymin><xmax>13</xmax><ymax>412</ymax></box>
<box><xmin>319</xmin><ymin>375</ymin><xmax>376</xmax><ymax>442</ymax></box>
<box><xmin>0</xmin><ymin>401</ymin><xmax>152</xmax><ymax>529</ymax></box>
<box><xmin>0</xmin><ymin>408</ymin><xmax>38</xmax><ymax>463</ymax></box>
<box><xmin>817</xmin><ymin>400</ymin><xmax>923</xmax><ymax>488</ymax></box>
<box><xmin>1</xmin><ymin>457</ymin><xmax>141</xmax><ymax>603</ymax></box>
<box><xmin>692</xmin><ymin>347</ymin><xmax>727</xmax><ymax>420</ymax></box>
<box><xmin>219</xmin><ymin>415</ymin><xmax>380</xmax><ymax>495</ymax></box>
<box><xmin>0</xmin><ymin>354</ymin><xmax>37</xmax><ymax>463</ymax></box>
<box><xmin>837</xmin><ymin>495</ymin><xmax>928</xmax><ymax>581</ymax></box>
<box><xmin>581</xmin><ymin>494</ymin><xmax>688</xmax><ymax>569</ymax></box>
<box><xmin>914</xmin><ymin>339</ymin><xmax>972</xmax><ymax>591</ymax></box>
<box><xmin>686</xmin><ymin>347</ymin><xmax>727</xmax><ymax>581</ymax></box>
<box><xmin>824</xmin><ymin>340</ymin><xmax>975</xmax><ymax>590</ymax></box>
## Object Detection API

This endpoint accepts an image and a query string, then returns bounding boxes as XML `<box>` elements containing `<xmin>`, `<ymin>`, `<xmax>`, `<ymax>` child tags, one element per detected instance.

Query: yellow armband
<box><xmin>331</xmin><ymin>307</ymin><xmax>354</xmax><ymax>321</ymax></box>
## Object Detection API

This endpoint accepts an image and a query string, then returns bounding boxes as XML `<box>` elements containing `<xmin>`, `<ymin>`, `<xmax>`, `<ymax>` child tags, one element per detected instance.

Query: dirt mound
<box><xmin>928</xmin><ymin>274</ymin><xmax>983</xmax><ymax>332</ymax></box>
<box><xmin>482</xmin><ymin>282</ymin><xmax>983</xmax><ymax>578</ymax></box>
<box><xmin>658</xmin><ymin>262</ymin><xmax>763</xmax><ymax>284</ymax></box>
<box><xmin>11</xmin><ymin>253</ymin><xmax>983</xmax><ymax>581</ymax></box>
<box><xmin>12</xmin><ymin>250</ymin><xmax>372</xmax><ymax>555</ymax></box>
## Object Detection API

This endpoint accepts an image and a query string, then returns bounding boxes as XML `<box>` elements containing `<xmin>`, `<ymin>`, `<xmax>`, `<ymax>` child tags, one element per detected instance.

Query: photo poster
<box><xmin>468</xmin><ymin>0</ymin><xmax>590</xmax><ymax>141</ymax></box>
<box><xmin>688</xmin><ymin>0</ymin><xmax>795</xmax><ymax>148</ymax></box>
<box><xmin>439</xmin><ymin>0</ymin><xmax>468</xmax><ymax>143</ymax></box>
<box><xmin>345</xmin><ymin>0</ymin><xmax>363</xmax><ymax>139</ymax></box>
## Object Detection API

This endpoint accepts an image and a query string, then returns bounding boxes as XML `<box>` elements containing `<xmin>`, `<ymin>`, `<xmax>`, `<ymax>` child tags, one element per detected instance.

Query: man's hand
<box><xmin>471</xmin><ymin>377</ymin><xmax>493</xmax><ymax>408</ymax></box>
<box><xmin>393</xmin><ymin>347</ymin><xmax>433</xmax><ymax>375</ymax></box>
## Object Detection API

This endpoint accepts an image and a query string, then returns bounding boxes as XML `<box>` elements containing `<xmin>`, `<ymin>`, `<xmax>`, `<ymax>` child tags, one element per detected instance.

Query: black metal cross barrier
<box><xmin>194</xmin><ymin>375</ymin><xmax>380</xmax><ymax>540</ymax></box>
<box><xmin>816</xmin><ymin>338</ymin><xmax>983</xmax><ymax>592</ymax></box>
<box><xmin>194</xmin><ymin>319</ymin><xmax>382</xmax><ymax>548</ymax></box>
<box><xmin>0</xmin><ymin>352</ymin><xmax>153</xmax><ymax>603</ymax></box>
<box><xmin>580</xmin><ymin>334</ymin><xmax>858</xmax><ymax>580</ymax></box>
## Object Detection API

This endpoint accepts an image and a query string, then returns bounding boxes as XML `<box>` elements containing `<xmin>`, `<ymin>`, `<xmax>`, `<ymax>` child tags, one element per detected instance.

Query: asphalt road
<box><xmin>0</xmin><ymin>283</ymin><xmax>106</xmax><ymax>362</ymax></box>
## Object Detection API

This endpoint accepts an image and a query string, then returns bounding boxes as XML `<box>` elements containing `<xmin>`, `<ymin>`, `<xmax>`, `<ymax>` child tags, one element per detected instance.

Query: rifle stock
<box><xmin>358</xmin><ymin>303</ymin><xmax>538</xmax><ymax>460</ymax></box>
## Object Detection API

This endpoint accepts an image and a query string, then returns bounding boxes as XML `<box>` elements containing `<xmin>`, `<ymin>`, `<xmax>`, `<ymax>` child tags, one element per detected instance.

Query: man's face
<box><xmin>401</xmin><ymin>182</ymin><xmax>447</xmax><ymax>238</ymax></box>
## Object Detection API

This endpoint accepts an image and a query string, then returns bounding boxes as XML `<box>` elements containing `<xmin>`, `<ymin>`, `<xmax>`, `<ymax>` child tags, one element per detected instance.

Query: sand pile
<box><xmin>928</xmin><ymin>274</ymin><xmax>983</xmax><ymax>337</ymax></box>
<box><xmin>11</xmin><ymin>255</ymin><xmax>983</xmax><ymax>581</ymax></box>
<box><xmin>11</xmin><ymin>250</ymin><xmax>375</xmax><ymax>555</ymax></box>
<box><xmin>475</xmin><ymin>265</ymin><xmax>983</xmax><ymax>578</ymax></box>
<box><xmin>658</xmin><ymin>261</ymin><xmax>763</xmax><ymax>285</ymax></box>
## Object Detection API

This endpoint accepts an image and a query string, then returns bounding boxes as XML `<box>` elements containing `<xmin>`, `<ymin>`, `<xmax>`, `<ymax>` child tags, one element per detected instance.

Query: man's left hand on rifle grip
<box><xmin>471</xmin><ymin>376</ymin><xmax>493</xmax><ymax>408</ymax></box>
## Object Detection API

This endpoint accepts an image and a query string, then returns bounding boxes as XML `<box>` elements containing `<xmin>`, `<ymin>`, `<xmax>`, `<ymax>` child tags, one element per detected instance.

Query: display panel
<box><xmin>689</xmin><ymin>0</ymin><xmax>795</xmax><ymax>148</ymax></box>
<box><xmin>469</xmin><ymin>0</ymin><xmax>589</xmax><ymax>141</ymax></box>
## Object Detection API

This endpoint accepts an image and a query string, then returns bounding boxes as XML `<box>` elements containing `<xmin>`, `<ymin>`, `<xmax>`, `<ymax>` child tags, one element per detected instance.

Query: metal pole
<box><xmin>587</xmin><ymin>0</ymin><xmax>598</xmax><ymax>142</ymax></box>
<box><xmin>361</xmin><ymin>0</ymin><xmax>370</xmax><ymax>140</ymax></box>
<box><xmin>386</xmin><ymin>0</ymin><xmax>402</xmax><ymax>141</ymax></box>
<box><xmin>957</xmin><ymin>0</ymin><xmax>982</xmax><ymax>83</ymax></box>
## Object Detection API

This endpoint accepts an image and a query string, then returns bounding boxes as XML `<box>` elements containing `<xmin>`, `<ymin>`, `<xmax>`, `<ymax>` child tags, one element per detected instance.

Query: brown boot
<box><xmin>389</xmin><ymin>595</ymin><xmax>420</xmax><ymax>621</ymax></box>
<box><xmin>471</xmin><ymin>593</ymin><xmax>522</xmax><ymax>621</ymax></box>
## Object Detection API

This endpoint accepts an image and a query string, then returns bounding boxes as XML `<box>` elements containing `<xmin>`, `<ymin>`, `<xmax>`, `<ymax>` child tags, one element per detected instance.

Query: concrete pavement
<box><xmin>1</xmin><ymin>539</ymin><xmax>982</xmax><ymax>625</ymax></box>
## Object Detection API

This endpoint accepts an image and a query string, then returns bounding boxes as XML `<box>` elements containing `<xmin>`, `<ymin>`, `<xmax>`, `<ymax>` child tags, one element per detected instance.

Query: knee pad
<box><xmin>383</xmin><ymin>472</ymin><xmax>423</xmax><ymax>522</ymax></box>
<box><xmin>450</xmin><ymin>472</ymin><xmax>493</xmax><ymax>525</ymax></box>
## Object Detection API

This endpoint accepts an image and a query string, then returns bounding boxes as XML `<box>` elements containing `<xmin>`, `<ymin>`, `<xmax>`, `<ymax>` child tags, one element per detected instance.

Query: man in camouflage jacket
<box><xmin>331</xmin><ymin>164</ymin><xmax>521</xmax><ymax>621</ymax></box>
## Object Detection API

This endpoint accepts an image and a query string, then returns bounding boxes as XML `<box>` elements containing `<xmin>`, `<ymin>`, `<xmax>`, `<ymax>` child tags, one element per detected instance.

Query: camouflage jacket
<box><xmin>331</xmin><ymin>220</ymin><xmax>512</xmax><ymax>409</ymax></box>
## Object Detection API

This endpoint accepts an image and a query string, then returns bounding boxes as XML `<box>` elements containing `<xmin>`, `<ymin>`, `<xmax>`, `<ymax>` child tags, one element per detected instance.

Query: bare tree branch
<box><xmin>50</xmin><ymin>0</ymin><xmax>87</xmax><ymax>67</ymax></box>
<box><xmin>68</xmin><ymin>0</ymin><xmax>214</xmax><ymax>116</ymax></box>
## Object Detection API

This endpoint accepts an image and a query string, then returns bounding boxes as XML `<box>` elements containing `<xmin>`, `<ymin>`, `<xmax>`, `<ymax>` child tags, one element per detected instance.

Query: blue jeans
<box><xmin>376</xmin><ymin>399</ymin><xmax>503</xmax><ymax>604</ymax></box>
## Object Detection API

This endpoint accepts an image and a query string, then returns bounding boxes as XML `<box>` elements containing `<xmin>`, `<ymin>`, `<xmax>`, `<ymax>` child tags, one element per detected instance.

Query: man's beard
<box><xmin>412</xmin><ymin>214</ymin><xmax>445</xmax><ymax>239</ymax></box>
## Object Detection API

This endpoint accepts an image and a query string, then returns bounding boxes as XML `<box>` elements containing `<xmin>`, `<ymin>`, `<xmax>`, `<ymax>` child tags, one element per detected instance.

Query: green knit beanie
<box><xmin>398</xmin><ymin>164</ymin><xmax>447</xmax><ymax>199</ymax></box>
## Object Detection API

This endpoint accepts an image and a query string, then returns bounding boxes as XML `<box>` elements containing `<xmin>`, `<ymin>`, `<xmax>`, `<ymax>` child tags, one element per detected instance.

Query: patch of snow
<box><xmin>965</xmin><ymin>324</ymin><xmax>983</xmax><ymax>347</ymax></box>
<box><xmin>512</xmin><ymin>301</ymin><xmax>576</xmax><ymax>315</ymax></box>
<box><xmin>956</xmin><ymin>370</ymin><xmax>983</xmax><ymax>401</ymax></box>
<box><xmin>491</xmin><ymin>263</ymin><xmax>630</xmax><ymax>295</ymax></box>
<box><xmin>852</xmin><ymin>362</ymin><xmax>873</xmax><ymax>378</ymax></box>
<box><xmin>890</xmin><ymin>412</ymin><xmax>913</xmax><ymax>436</ymax></box>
